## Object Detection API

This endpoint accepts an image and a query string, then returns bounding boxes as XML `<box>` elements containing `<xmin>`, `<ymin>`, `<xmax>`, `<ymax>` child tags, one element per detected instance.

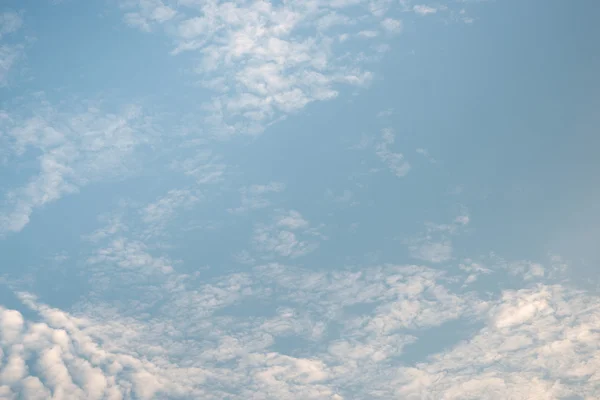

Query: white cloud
<box><xmin>325</xmin><ymin>189</ymin><xmax>358</xmax><ymax>206</ymax></box>
<box><xmin>459</xmin><ymin>260</ymin><xmax>492</xmax><ymax>285</ymax></box>
<box><xmin>253</xmin><ymin>210</ymin><xmax>321</xmax><ymax>258</ymax></box>
<box><xmin>407</xmin><ymin>213</ymin><xmax>470</xmax><ymax>264</ymax></box>
<box><xmin>0</xmin><ymin>12</ymin><xmax>22</xmax><ymax>38</ymax></box>
<box><xmin>229</xmin><ymin>182</ymin><xmax>285</xmax><ymax>214</ymax></box>
<box><xmin>416</xmin><ymin>147</ymin><xmax>437</xmax><ymax>163</ymax></box>
<box><xmin>0</xmin><ymin>102</ymin><xmax>153</xmax><ymax>236</ymax></box>
<box><xmin>393</xmin><ymin>283</ymin><xmax>600</xmax><ymax>399</ymax></box>
<box><xmin>2</xmin><ymin>248</ymin><xmax>598</xmax><ymax>399</ymax></box>
<box><xmin>87</xmin><ymin>238</ymin><xmax>175</xmax><ymax>274</ymax></box>
<box><xmin>413</xmin><ymin>5</ymin><xmax>438</xmax><ymax>16</ymax></box>
<box><xmin>117</xmin><ymin>0</ymin><xmax>394</xmax><ymax>136</ymax></box>
<box><xmin>376</xmin><ymin>108</ymin><xmax>394</xmax><ymax>118</ymax></box>
<box><xmin>121</xmin><ymin>0</ymin><xmax>176</xmax><ymax>32</ymax></box>
<box><xmin>410</xmin><ymin>240</ymin><xmax>453</xmax><ymax>263</ymax></box>
<box><xmin>0</xmin><ymin>11</ymin><xmax>24</xmax><ymax>87</ymax></box>
<box><xmin>375</xmin><ymin>128</ymin><xmax>411</xmax><ymax>177</ymax></box>
<box><xmin>358</xmin><ymin>30</ymin><xmax>379</xmax><ymax>38</ymax></box>
<box><xmin>140</xmin><ymin>189</ymin><xmax>200</xmax><ymax>236</ymax></box>
<box><xmin>381</xmin><ymin>18</ymin><xmax>402</xmax><ymax>34</ymax></box>
<box><xmin>170</xmin><ymin>150</ymin><xmax>227</xmax><ymax>185</ymax></box>
<box><xmin>454</xmin><ymin>214</ymin><xmax>469</xmax><ymax>225</ymax></box>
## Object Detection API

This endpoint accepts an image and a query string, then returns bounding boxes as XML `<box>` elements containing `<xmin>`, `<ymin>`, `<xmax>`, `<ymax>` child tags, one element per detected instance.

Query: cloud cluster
<box><xmin>1</xmin><ymin>189</ymin><xmax>594</xmax><ymax>399</ymax></box>
<box><xmin>118</xmin><ymin>0</ymin><xmax>403</xmax><ymax>135</ymax></box>
<box><xmin>2</xmin><ymin>253</ymin><xmax>600</xmax><ymax>399</ymax></box>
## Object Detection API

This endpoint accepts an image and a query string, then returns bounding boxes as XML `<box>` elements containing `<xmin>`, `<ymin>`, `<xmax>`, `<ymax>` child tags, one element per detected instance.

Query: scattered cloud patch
<box><xmin>0</xmin><ymin>102</ymin><xmax>153</xmax><ymax>236</ymax></box>
<box><xmin>170</xmin><ymin>150</ymin><xmax>227</xmax><ymax>184</ymax></box>
<box><xmin>140</xmin><ymin>189</ymin><xmax>201</xmax><ymax>237</ymax></box>
<box><xmin>413</xmin><ymin>5</ymin><xmax>438</xmax><ymax>16</ymax></box>
<box><xmin>325</xmin><ymin>189</ymin><xmax>358</xmax><ymax>206</ymax></box>
<box><xmin>381</xmin><ymin>18</ymin><xmax>402</xmax><ymax>34</ymax></box>
<box><xmin>229</xmin><ymin>182</ymin><xmax>285</xmax><ymax>214</ymax></box>
<box><xmin>376</xmin><ymin>108</ymin><xmax>394</xmax><ymax>118</ymax></box>
<box><xmin>121</xmin><ymin>0</ymin><xmax>176</xmax><ymax>32</ymax></box>
<box><xmin>118</xmin><ymin>0</ymin><xmax>401</xmax><ymax>135</ymax></box>
<box><xmin>0</xmin><ymin>11</ymin><xmax>24</xmax><ymax>86</ymax></box>
<box><xmin>375</xmin><ymin>128</ymin><xmax>410</xmax><ymax>177</ymax></box>
<box><xmin>0</xmin><ymin>12</ymin><xmax>22</xmax><ymax>39</ymax></box>
<box><xmin>253</xmin><ymin>210</ymin><xmax>322</xmax><ymax>258</ymax></box>
<box><xmin>410</xmin><ymin>240</ymin><xmax>453</xmax><ymax>263</ymax></box>
<box><xmin>407</xmin><ymin>213</ymin><xmax>470</xmax><ymax>264</ymax></box>
<box><xmin>416</xmin><ymin>147</ymin><xmax>437</xmax><ymax>163</ymax></box>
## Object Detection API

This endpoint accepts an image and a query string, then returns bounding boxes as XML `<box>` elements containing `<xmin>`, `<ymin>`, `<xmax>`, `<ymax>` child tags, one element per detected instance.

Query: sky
<box><xmin>0</xmin><ymin>0</ymin><xmax>599</xmax><ymax>399</ymax></box>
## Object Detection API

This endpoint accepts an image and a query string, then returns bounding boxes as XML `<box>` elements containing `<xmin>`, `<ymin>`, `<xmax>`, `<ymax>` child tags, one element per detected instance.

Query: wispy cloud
<box><xmin>140</xmin><ymin>189</ymin><xmax>201</xmax><ymax>237</ymax></box>
<box><xmin>121</xmin><ymin>0</ymin><xmax>176</xmax><ymax>32</ymax></box>
<box><xmin>0</xmin><ymin>11</ymin><xmax>24</xmax><ymax>86</ymax></box>
<box><xmin>0</xmin><ymin>12</ymin><xmax>22</xmax><ymax>38</ymax></box>
<box><xmin>413</xmin><ymin>5</ymin><xmax>438</xmax><ymax>16</ymax></box>
<box><xmin>406</xmin><ymin>212</ymin><xmax>470</xmax><ymax>264</ymax></box>
<box><xmin>416</xmin><ymin>147</ymin><xmax>437</xmax><ymax>163</ymax></box>
<box><xmin>253</xmin><ymin>210</ymin><xmax>322</xmax><ymax>258</ymax></box>
<box><xmin>376</xmin><ymin>108</ymin><xmax>394</xmax><ymax>118</ymax></box>
<box><xmin>0</xmin><ymin>102</ymin><xmax>154</xmax><ymax>235</ymax></box>
<box><xmin>325</xmin><ymin>188</ymin><xmax>358</xmax><ymax>206</ymax></box>
<box><xmin>229</xmin><ymin>182</ymin><xmax>285</xmax><ymax>214</ymax></box>
<box><xmin>381</xmin><ymin>18</ymin><xmax>403</xmax><ymax>33</ymax></box>
<box><xmin>375</xmin><ymin>128</ymin><xmax>411</xmax><ymax>177</ymax></box>
<box><xmin>170</xmin><ymin>150</ymin><xmax>227</xmax><ymax>184</ymax></box>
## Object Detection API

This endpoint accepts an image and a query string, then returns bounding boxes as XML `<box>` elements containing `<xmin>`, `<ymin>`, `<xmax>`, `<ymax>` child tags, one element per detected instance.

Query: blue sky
<box><xmin>0</xmin><ymin>0</ymin><xmax>599</xmax><ymax>398</ymax></box>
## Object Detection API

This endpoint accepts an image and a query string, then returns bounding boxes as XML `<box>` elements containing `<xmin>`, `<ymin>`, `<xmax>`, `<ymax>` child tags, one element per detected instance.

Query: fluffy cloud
<box><xmin>2</xmin><ymin>256</ymin><xmax>599</xmax><ymax>399</ymax></box>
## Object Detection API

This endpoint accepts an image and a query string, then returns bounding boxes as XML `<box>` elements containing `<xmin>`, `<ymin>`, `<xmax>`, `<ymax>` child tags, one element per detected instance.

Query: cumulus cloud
<box><xmin>2</xmin><ymin>254</ymin><xmax>597</xmax><ymax>399</ymax></box>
